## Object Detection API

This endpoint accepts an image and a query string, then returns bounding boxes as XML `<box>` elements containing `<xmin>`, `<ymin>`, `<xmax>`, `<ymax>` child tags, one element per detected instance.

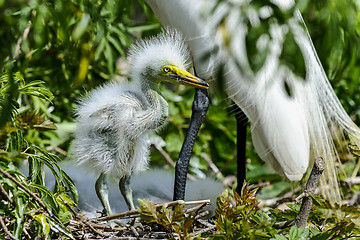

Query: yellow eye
<box><xmin>163</xmin><ymin>67</ymin><xmax>171</xmax><ymax>73</ymax></box>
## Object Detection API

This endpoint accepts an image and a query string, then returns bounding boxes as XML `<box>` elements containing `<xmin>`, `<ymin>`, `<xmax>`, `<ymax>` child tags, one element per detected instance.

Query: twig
<box><xmin>340</xmin><ymin>177</ymin><xmax>360</xmax><ymax>186</ymax></box>
<box><xmin>14</xmin><ymin>12</ymin><xmax>32</xmax><ymax>59</ymax></box>
<box><xmin>153</xmin><ymin>143</ymin><xmax>176</xmax><ymax>168</ymax></box>
<box><xmin>201</xmin><ymin>153</ymin><xmax>224</xmax><ymax>179</ymax></box>
<box><xmin>0</xmin><ymin>182</ymin><xmax>13</xmax><ymax>204</ymax></box>
<box><xmin>194</xmin><ymin>211</ymin><xmax>209</xmax><ymax>220</ymax></box>
<box><xmin>258</xmin><ymin>186</ymin><xmax>302</xmax><ymax>208</ymax></box>
<box><xmin>0</xmin><ymin>215</ymin><xmax>17</xmax><ymax>240</ymax></box>
<box><xmin>59</xmin><ymin>195</ymin><xmax>78</xmax><ymax>217</ymax></box>
<box><xmin>249</xmin><ymin>181</ymin><xmax>270</xmax><ymax>190</ymax></box>
<box><xmin>84</xmin><ymin>220</ymin><xmax>109</xmax><ymax>237</ymax></box>
<box><xmin>95</xmin><ymin>209</ymin><xmax>139</xmax><ymax>222</ymax></box>
<box><xmin>185</xmin><ymin>202</ymin><xmax>210</xmax><ymax>214</ymax></box>
<box><xmin>190</xmin><ymin>225</ymin><xmax>216</xmax><ymax>237</ymax></box>
<box><xmin>343</xmin><ymin>189</ymin><xmax>360</xmax><ymax>206</ymax></box>
<box><xmin>218</xmin><ymin>154</ymin><xmax>237</xmax><ymax>173</ymax></box>
<box><xmin>277</xmin><ymin>157</ymin><xmax>325</xmax><ymax>228</ymax></box>
<box><xmin>0</xmin><ymin>168</ymin><xmax>63</xmax><ymax>226</ymax></box>
<box><xmin>153</xmin><ymin>144</ymin><xmax>196</xmax><ymax>181</ymax></box>
<box><xmin>45</xmin><ymin>146</ymin><xmax>67</xmax><ymax>156</ymax></box>
<box><xmin>197</xmin><ymin>219</ymin><xmax>215</xmax><ymax>228</ymax></box>
<box><xmin>22</xmin><ymin>227</ymin><xmax>31</xmax><ymax>240</ymax></box>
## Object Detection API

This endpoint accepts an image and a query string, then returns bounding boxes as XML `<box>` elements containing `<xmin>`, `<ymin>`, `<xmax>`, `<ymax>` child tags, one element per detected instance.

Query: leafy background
<box><xmin>0</xmin><ymin>0</ymin><xmax>360</xmax><ymax>238</ymax></box>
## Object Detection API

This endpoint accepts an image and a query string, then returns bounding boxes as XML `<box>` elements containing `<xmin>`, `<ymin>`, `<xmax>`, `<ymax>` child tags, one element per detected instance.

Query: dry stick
<box><xmin>0</xmin><ymin>215</ymin><xmax>17</xmax><ymax>240</ymax></box>
<box><xmin>197</xmin><ymin>219</ymin><xmax>215</xmax><ymax>228</ymax></box>
<box><xmin>190</xmin><ymin>225</ymin><xmax>216</xmax><ymax>237</ymax></box>
<box><xmin>340</xmin><ymin>177</ymin><xmax>360</xmax><ymax>186</ymax></box>
<box><xmin>84</xmin><ymin>220</ymin><xmax>109</xmax><ymax>237</ymax></box>
<box><xmin>277</xmin><ymin>157</ymin><xmax>325</xmax><ymax>228</ymax></box>
<box><xmin>95</xmin><ymin>199</ymin><xmax>211</xmax><ymax>222</ymax></box>
<box><xmin>153</xmin><ymin>144</ymin><xmax>176</xmax><ymax>168</ymax></box>
<box><xmin>14</xmin><ymin>12</ymin><xmax>32</xmax><ymax>59</ymax></box>
<box><xmin>186</xmin><ymin>203</ymin><xmax>210</xmax><ymax>215</ymax></box>
<box><xmin>0</xmin><ymin>182</ymin><xmax>13</xmax><ymax>204</ymax></box>
<box><xmin>59</xmin><ymin>195</ymin><xmax>78</xmax><ymax>217</ymax></box>
<box><xmin>0</xmin><ymin>168</ymin><xmax>63</xmax><ymax>226</ymax></box>
<box><xmin>194</xmin><ymin>211</ymin><xmax>210</xmax><ymax>220</ymax></box>
<box><xmin>218</xmin><ymin>154</ymin><xmax>238</xmax><ymax>175</ymax></box>
<box><xmin>153</xmin><ymin>144</ymin><xmax>196</xmax><ymax>181</ymax></box>
<box><xmin>201</xmin><ymin>153</ymin><xmax>224</xmax><ymax>178</ymax></box>
<box><xmin>249</xmin><ymin>181</ymin><xmax>270</xmax><ymax>190</ymax></box>
<box><xmin>348</xmin><ymin>189</ymin><xmax>360</xmax><ymax>205</ymax></box>
<box><xmin>259</xmin><ymin>186</ymin><xmax>302</xmax><ymax>208</ymax></box>
<box><xmin>22</xmin><ymin>227</ymin><xmax>31</xmax><ymax>240</ymax></box>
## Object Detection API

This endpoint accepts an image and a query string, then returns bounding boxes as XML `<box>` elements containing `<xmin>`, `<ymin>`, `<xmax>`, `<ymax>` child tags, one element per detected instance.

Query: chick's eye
<box><xmin>163</xmin><ymin>67</ymin><xmax>170</xmax><ymax>73</ymax></box>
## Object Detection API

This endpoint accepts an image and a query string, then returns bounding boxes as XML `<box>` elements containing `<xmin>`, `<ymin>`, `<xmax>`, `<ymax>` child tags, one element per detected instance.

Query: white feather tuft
<box><xmin>129</xmin><ymin>28</ymin><xmax>191</xmax><ymax>84</ymax></box>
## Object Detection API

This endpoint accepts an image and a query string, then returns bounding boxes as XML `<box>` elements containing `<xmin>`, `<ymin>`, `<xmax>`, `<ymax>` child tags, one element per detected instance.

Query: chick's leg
<box><xmin>119</xmin><ymin>175</ymin><xmax>135</xmax><ymax>210</ymax></box>
<box><xmin>119</xmin><ymin>175</ymin><xmax>141</xmax><ymax>235</ymax></box>
<box><xmin>95</xmin><ymin>173</ymin><xmax>113</xmax><ymax>216</ymax></box>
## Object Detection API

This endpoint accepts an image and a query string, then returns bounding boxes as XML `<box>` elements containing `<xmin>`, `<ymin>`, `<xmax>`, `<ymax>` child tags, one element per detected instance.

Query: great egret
<box><xmin>73</xmin><ymin>29</ymin><xmax>208</xmax><ymax>219</ymax></box>
<box><xmin>145</xmin><ymin>0</ymin><xmax>360</xmax><ymax>202</ymax></box>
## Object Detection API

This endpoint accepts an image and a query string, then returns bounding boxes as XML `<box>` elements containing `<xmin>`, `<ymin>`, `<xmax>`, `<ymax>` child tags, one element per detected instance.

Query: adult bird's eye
<box><xmin>163</xmin><ymin>67</ymin><xmax>170</xmax><ymax>73</ymax></box>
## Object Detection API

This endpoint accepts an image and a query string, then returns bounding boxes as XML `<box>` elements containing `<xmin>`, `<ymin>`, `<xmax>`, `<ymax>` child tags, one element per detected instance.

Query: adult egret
<box><xmin>73</xmin><ymin>29</ymin><xmax>208</xmax><ymax>218</ymax></box>
<box><xmin>145</xmin><ymin>0</ymin><xmax>360</xmax><ymax>202</ymax></box>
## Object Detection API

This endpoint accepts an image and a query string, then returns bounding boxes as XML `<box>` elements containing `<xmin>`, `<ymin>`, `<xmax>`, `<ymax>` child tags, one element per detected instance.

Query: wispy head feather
<box><xmin>128</xmin><ymin>28</ymin><xmax>191</xmax><ymax>83</ymax></box>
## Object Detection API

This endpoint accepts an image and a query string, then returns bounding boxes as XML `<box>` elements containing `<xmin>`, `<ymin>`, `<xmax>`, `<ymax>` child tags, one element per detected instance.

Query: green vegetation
<box><xmin>0</xmin><ymin>0</ymin><xmax>359</xmax><ymax>238</ymax></box>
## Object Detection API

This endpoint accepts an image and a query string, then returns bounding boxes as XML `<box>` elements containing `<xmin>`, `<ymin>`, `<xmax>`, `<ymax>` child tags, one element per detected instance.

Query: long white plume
<box><xmin>146</xmin><ymin>0</ymin><xmax>360</xmax><ymax>202</ymax></box>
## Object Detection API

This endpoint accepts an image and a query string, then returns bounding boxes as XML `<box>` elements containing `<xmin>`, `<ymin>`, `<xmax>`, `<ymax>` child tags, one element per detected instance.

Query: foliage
<box><xmin>138</xmin><ymin>199</ymin><xmax>195</xmax><ymax>240</ymax></box>
<box><xmin>212</xmin><ymin>183</ymin><xmax>272</xmax><ymax>239</ymax></box>
<box><xmin>0</xmin><ymin>0</ymin><xmax>360</xmax><ymax>238</ymax></box>
<box><xmin>138</xmin><ymin>181</ymin><xmax>360</xmax><ymax>239</ymax></box>
<box><xmin>0</xmin><ymin>71</ymin><xmax>78</xmax><ymax>238</ymax></box>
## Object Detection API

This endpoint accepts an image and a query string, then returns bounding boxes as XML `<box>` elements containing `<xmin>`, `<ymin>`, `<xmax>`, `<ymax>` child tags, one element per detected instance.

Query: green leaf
<box><xmin>272</xmin><ymin>235</ymin><xmax>287</xmax><ymax>240</ymax></box>
<box><xmin>60</xmin><ymin>170</ymin><xmax>79</xmax><ymax>204</ymax></box>
<box><xmin>29</xmin><ymin>183</ymin><xmax>59</xmax><ymax>213</ymax></box>
<box><xmin>33</xmin><ymin>213</ymin><xmax>51</xmax><ymax>235</ymax></box>
<box><xmin>289</xmin><ymin>225</ymin><xmax>309</xmax><ymax>239</ymax></box>
<box><xmin>46</xmin><ymin>216</ymin><xmax>75</xmax><ymax>239</ymax></box>
<box><xmin>138</xmin><ymin>198</ymin><xmax>158</xmax><ymax>223</ymax></box>
<box><xmin>72</xmin><ymin>13</ymin><xmax>90</xmax><ymax>41</ymax></box>
<box><xmin>14</xmin><ymin>193</ymin><xmax>27</xmax><ymax>239</ymax></box>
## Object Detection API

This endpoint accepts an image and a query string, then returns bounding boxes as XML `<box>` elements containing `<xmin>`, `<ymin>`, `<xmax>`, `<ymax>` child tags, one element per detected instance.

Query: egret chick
<box><xmin>73</xmin><ymin>29</ymin><xmax>208</xmax><ymax>218</ymax></box>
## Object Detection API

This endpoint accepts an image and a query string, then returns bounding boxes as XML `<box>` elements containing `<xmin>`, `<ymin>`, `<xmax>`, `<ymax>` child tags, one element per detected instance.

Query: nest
<box><xmin>67</xmin><ymin>199</ymin><xmax>216</xmax><ymax>239</ymax></box>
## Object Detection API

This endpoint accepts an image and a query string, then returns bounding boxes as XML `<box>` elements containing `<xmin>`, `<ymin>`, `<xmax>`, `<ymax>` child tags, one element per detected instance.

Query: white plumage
<box><xmin>146</xmin><ymin>0</ymin><xmax>360</xmax><ymax>201</ymax></box>
<box><xmin>74</xmin><ymin>82</ymin><xmax>152</xmax><ymax>176</ymax></box>
<box><xmin>73</xmin><ymin>29</ymin><xmax>208</xmax><ymax>216</ymax></box>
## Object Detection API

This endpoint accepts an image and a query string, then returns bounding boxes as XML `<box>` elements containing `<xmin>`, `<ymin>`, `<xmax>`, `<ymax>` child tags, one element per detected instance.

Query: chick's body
<box><xmin>74</xmin><ymin>82</ymin><xmax>166</xmax><ymax>177</ymax></box>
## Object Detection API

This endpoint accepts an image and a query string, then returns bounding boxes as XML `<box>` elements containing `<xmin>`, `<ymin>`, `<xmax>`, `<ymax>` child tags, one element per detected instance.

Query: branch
<box><xmin>14</xmin><ymin>12</ymin><xmax>33</xmax><ymax>59</ymax></box>
<box><xmin>153</xmin><ymin>144</ymin><xmax>196</xmax><ymax>181</ymax></box>
<box><xmin>277</xmin><ymin>157</ymin><xmax>325</xmax><ymax>228</ymax></box>
<box><xmin>259</xmin><ymin>186</ymin><xmax>302</xmax><ymax>208</ymax></box>
<box><xmin>201</xmin><ymin>153</ymin><xmax>224</xmax><ymax>179</ymax></box>
<box><xmin>340</xmin><ymin>177</ymin><xmax>360</xmax><ymax>186</ymax></box>
<box><xmin>0</xmin><ymin>182</ymin><xmax>13</xmax><ymax>204</ymax></box>
<box><xmin>0</xmin><ymin>215</ymin><xmax>17</xmax><ymax>240</ymax></box>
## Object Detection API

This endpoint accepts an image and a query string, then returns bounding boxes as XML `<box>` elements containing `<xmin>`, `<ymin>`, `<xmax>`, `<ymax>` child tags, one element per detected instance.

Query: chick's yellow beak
<box><xmin>163</xmin><ymin>65</ymin><xmax>209</xmax><ymax>89</ymax></box>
